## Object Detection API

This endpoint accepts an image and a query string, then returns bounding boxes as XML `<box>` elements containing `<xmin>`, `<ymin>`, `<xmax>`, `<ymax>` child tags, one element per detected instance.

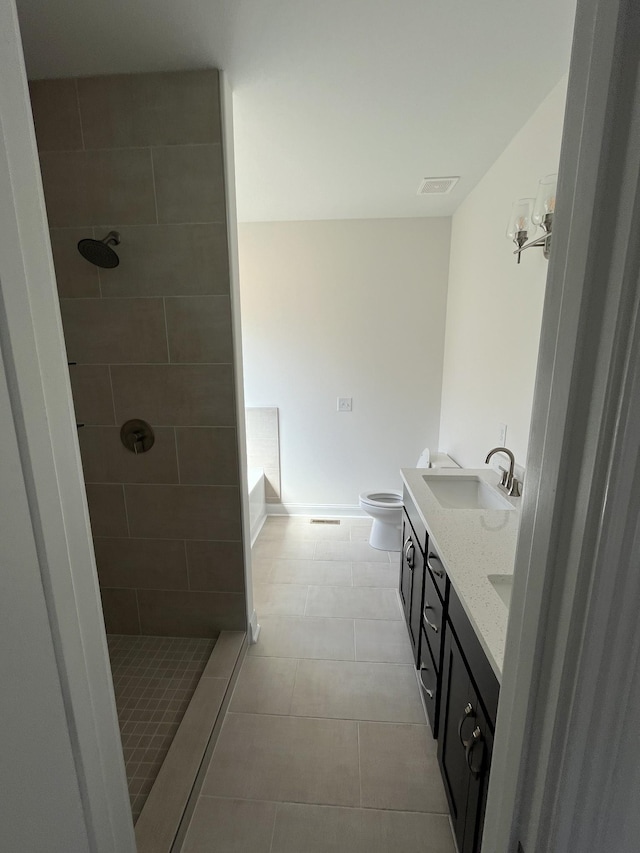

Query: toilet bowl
<box><xmin>359</xmin><ymin>450</ymin><xmax>458</xmax><ymax>551</ymax></box>
<box><xmin>358</xmin><ymin>491</ymin><xmax>404</xmax><ymax>551</ymax></box>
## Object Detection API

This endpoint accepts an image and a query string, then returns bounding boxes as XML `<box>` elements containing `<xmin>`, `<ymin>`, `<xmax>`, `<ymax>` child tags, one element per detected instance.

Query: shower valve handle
<box><xmin>121</xmin><ymin>419</ymin><xmax>155</xmax><ymax>454</ymax></box>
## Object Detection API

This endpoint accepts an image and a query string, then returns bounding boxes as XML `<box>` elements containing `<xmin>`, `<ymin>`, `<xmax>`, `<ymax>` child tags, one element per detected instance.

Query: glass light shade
<box><xmin>506</xmin><ymin>198</ymin><xmax>535</xmax><ymax>240</ymax></box>
<box><xmin>532</xmin><ymin>174</ymin><xmax>558</xmax><ymax>226</ymax></box>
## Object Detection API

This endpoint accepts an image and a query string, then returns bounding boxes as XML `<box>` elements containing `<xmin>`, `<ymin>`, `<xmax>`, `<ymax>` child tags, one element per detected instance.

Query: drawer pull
<box><xmin>465</xmin><ymin>726</ymin><xmax>484</xmax><ymax>777</ymax></box>
<box><xmin>404</xmin><ymin>537</ymin><xmax>415</xmax><ymax>571</ymax></box>
<box><xmin>427</xmin><ymin>552</ymin><xmax>444</xmax><ymax>579</ymax></box>
<box><xmin>418</xmin><ymin>667</ymin><xmax>434</xmax><ymax>699</ymax></box>
<box><xmin>423</xmin><ymin>606</ymin><xmax>439</xmax><ymax>633</ymax></box>
<box><xmin>457</xmin><ymin>702</ymin><xmax>476</xmax><ymax>746</ymax></box>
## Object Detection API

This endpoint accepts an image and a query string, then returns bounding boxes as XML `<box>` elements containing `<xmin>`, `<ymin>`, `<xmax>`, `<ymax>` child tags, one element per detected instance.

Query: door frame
<box><xmin>2</xmin><ymin>0</ymin><xmax>640</xmax><ymax>849</ymax></box>
<box><xmin>0</xmin><ymin>1</ymin><xmax>135</xmax><ymax>850</ymax></box>
<box><xmin>484</xmin><ymin>1</ymin><xmax>640</xmax><ymax>850</ymax></box>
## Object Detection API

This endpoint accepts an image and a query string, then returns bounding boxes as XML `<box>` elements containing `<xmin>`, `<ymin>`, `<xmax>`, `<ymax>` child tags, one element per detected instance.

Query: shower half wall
<box><xmin>29</xmin><ymin>69</ymin><xmax>247</xmax><ymax>637</ymax></box>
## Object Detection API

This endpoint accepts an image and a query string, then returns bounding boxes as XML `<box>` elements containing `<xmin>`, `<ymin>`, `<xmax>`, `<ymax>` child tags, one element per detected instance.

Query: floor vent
<box><xmin>417</xmin><ymin>176</ymin><xmax>459</xmax><ymax>195</ymax></box>
<box><xmin>310</xmin><ymin>518</ymin><xmax>341</xmax><ymax>525</ymax></box>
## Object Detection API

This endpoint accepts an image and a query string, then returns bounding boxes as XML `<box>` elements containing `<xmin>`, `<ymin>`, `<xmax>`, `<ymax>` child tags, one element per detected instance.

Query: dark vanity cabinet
<box><xmin>400</xmin><ymin>482</ymin><xmax>500</xmax><ymax>853</ymax></box>
<box><xmin>400</xmin><ymin>488</ymin><xmax>446</xmax><ymax>734</ymax></box>
<box><xmin>438</xmin><ymin>585</ymin><xmax>499</xmax><ymax>853</ymax></box>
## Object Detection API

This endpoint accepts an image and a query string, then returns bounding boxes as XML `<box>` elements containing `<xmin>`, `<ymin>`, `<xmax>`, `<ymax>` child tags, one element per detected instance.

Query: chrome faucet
<box><xmin>485</xmin><ymin>446</ymin><xmax>521</xmax><ymax>497</ymax></box>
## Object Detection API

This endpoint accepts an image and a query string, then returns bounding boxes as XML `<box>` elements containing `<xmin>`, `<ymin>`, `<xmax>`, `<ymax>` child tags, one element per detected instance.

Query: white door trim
<box><xmin>484</xmin><ymin>1</ymin><xmax>640</xmax><ymax>850</ymax></box>
<box><xmin>219</xmin><ymin>72</ymin><xmax>260</xmax><ymax>642</ymax></box>
<box><xmin>0</xmin><ymin>2</ymin><xmax>135</xmax><ymax>849</ymax></box>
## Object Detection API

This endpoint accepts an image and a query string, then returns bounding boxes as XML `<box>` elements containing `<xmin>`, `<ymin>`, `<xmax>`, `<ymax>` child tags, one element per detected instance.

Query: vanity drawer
<box><xmin>426</xmin><ymin>545</ymin><xmax>447</xmax><ymax>602</ymax></box>
<box><xmin>418</xmin><ymin>634</ymin><xmax>439</xmax><ymax>734</ymax></box>
<box><xmin>403</xmin><ymin>486</ymin><xmax>427</xmax><ymax>554</ymax></box>
<box><xmin>422</xmin><ymin>566</ymin><xmax>443</xmax><ymax>666</ymax></box>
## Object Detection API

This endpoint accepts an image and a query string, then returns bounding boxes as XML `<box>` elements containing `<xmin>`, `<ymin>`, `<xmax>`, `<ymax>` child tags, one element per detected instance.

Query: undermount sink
<box><xmin>488</xmin><ymin>574</ymin><xmax>513</xmax><ymax>609</ymax></box>
<box><xmin>422</xmin><ymin>475</ymin><xmax>515</xmax><ymax>511</ymax></box>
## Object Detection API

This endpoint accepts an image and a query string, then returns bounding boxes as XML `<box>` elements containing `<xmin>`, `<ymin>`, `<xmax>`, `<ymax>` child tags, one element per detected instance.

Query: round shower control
<box><xmin>120</xmin><ymin>419</ymin><xmax>155</xmax><ymax>454</ymax></box>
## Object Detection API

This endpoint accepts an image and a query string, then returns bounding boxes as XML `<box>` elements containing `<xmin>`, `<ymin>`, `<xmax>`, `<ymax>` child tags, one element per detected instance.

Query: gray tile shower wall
<box><xmin>30</xmin><ymin>69</ymin><xmax>246</xmax><ymax>637</ymax></box>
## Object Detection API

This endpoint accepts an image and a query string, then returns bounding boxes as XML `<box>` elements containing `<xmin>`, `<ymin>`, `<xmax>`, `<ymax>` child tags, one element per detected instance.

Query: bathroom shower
<box><xmin>77</xmin><ymin>230</ymin><xmax>121</xmax><ymax>268</ymax></box>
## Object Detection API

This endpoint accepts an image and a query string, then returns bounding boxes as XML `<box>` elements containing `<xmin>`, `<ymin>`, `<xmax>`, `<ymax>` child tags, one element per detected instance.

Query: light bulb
<box><xmin>532</xmin><ymin>174</ymin><xmax>558</xmax><ymax>227</ymax></box>
<box><xmin>506</xmin><ymin>198</ymin><xmax>535</xmax><ymax>240</ymax></box>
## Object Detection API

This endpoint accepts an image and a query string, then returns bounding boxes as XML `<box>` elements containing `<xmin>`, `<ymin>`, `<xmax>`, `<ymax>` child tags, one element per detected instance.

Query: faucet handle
<box><xmin>498</xmin><ymin>465</ymin><xmax>510</xmax><ymax>488</ymax></box>
<box><xmin>508</xmin><ymin>476</ymin><xmax>522</xmax><ymax>498</ymax></box>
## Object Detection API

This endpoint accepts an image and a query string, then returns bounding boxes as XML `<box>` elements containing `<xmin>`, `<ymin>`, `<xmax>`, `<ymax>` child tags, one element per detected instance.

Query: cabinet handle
<box><xmin>457</xmin><ymin>702</ymin><xmax>475</xmax><ymax>746</ymax></box>
<box><xmin>404</xmin><ymin>538</ymin><xmax>415</xmax><ymax>570</ymax></box>
<box><xmin>418</xmin><ymin>667</ymin><xmax>434</xmax><ymax>699</ymax></box>
<box><xmin>423</xmin><ymin>606</ymin><xmax>439</xmax><ymax>633</ymax></box>
<box><xmin>465</xmin><ymin>726</ymin><xmax>484</xmax><ymax>777</ymax></box>
<box><xmin>427</xmin><ymin>552</ymin><xmax>444</xmax><ymax>579</ymax></box>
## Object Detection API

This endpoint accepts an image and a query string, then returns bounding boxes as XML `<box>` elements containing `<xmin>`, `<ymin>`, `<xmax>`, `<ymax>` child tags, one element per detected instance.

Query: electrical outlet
<box><xmin>499</xmin><ymin>422</ymin><xmax>508</xmax><ymax>445</ymax></box>
<box><xmin>337</xmin><ymin>397</ymin><xmax>352</xmax><ymax>412</ymax></box>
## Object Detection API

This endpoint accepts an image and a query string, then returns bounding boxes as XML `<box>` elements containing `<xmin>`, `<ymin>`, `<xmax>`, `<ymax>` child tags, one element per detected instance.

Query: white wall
<box><xmin>439</xmin><ymin>77</ymin><xmax>569</xmax><ymax>469</ymax></box>
<box><xmin>239</xmin><ymin>218</ymin><xmax>451</xmax><ymax>509</ymax></box>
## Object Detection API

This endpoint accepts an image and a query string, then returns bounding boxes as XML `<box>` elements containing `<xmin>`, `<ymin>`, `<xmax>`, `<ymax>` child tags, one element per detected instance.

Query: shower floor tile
<box><xmin>107</xmin><ymin>633</ymin><xmax>216</xmax><ymax>822</ymax></box>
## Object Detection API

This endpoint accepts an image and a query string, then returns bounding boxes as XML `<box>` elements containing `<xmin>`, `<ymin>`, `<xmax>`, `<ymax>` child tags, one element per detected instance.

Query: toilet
<box><xmin>359</xmin><ymin>450</ymin><xmax>459</xmax><ymax>551</ymax></box>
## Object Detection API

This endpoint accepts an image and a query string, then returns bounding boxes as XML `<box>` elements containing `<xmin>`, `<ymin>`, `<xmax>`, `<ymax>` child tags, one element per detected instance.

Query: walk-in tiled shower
<box><xmin>28</xmin><ymin>68</ymin><xmax>247</xmax><ymax>834</ymax></box>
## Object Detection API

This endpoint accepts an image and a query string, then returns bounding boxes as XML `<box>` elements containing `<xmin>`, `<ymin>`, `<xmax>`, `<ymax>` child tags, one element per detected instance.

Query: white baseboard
<box><xmin>266</xmin><ymin>502</ymin><xmax>368</xmax><ymax>519</ymax></box>
<box><xmin>250</xmin><ymin>511</ymin><xmax>267</xmax><ymax>546</ymax></box>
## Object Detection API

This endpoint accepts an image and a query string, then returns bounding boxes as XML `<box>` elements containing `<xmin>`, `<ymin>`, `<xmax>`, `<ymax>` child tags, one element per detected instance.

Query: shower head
<box><xmin>77</xmin><ymin>231</ymin><xmax>121</xmax><ymax>268</ymax></box>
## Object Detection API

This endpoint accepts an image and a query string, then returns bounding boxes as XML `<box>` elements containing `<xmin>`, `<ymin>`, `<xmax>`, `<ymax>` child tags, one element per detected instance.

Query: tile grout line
<box><xmin>173</xmin><ymin>426</ymin><xmax>181</xmax><ymax>484</ymax></box>
<box><xmin>161</xmin><ymin>296</ymin><xmax>171</xmax><ymax>363</ymax></box>
<box><xmin>195</xmin><ymin>792</ymin><xmax>451</xmax><ymax>817</ymax></box>
<box><xmin>149</xmin><ymin>147</ymin><xmax>159</xmax><ymax>225</ymax></box>
<box><xmin>357</xmin><ymin>721</ymin><xmax>363</xmax><ymax>808</ymax></box>
<box><xmin>121</xmin><ymin>483</ymin><xmax>131</xmax><ymax>537</ymax></box>
<box><xmin>107</xmin><ymin>364</ymin><xmax>118</xmax><ymax>425</ymax></box>
<box><xmin>353</xmin><ymin>618</ymin><xmax>357</xmax><ymax>662</ymax></box>
<box><xmin>41</xmin><ymin>141</ymin><xmax>223</xmax><ymax>155</ymax></box>
<box><xmin>57</xmin><ymin>360</ymin><xmax>234</xmax><ymax>366</ymax></box>
<box><xmin>74</xmin><ymin>79</ymin><xmax>86</xmax><ymax>151</ymax></box>
<box><xmin>133</xmin><ymin>589</ymin><xmax>141</xmax><ymax>635</ymax></box>
<box><xmin>268</xmin><ymin>802</ymin><xmax>279</xmax><ymax>853</ymax></box>
<box><xmin>247</xmin><ymin>652</ymin><xmax>416</xmax><ymax>670</ymax></box>
<box><xmin>287</xmin><ymin>659</ymin><xmax>300</xmax><ymax>716</ymax></box>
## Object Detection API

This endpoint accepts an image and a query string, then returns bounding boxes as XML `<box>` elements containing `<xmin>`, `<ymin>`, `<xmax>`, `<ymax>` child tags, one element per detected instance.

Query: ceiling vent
<box><xmin>417</xmin><ymin>176</ymin><xmax>460</xmax><ymax>195</ymax></box>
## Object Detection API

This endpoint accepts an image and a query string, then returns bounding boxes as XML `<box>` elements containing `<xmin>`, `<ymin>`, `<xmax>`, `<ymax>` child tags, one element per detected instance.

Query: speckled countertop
<box><xmin>401</xmin><ymin>467</ymin><xmax>520</xmax><ymax>682</ymax></box>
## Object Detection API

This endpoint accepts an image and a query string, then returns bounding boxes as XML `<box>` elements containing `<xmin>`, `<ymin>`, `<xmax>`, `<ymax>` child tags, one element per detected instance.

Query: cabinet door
<box><xmin>438</xmin><ymin>628</ymin><xmax>477</xmax><ymax>852</ymax></box>
<box><xmin>409</xmin><ymin>545</ymin><xmax>426</xmax><ymax>662</ymax></box>
<box><xmin>426</xmin><ymin>545</ymin><xmax>447</xmax><ymax>602</ymax></box>
<box><xmin>421</xmin><ymin>564</ymin><xmax>444</xmax><ymax>668</ymax></box>
<box><xmin>464</xmin><ymin>701</ymin><xmax>494</xmax><ymax>853</ymax></box>
<box><xmin>418</xmin><ymin>630</ymin><xmax>439</xmax><ymax>734</ymax></box>
<box><xmin>399</xmin><ymin>515</ymin><xmax>413</xmax><ymax>626</ymax></box>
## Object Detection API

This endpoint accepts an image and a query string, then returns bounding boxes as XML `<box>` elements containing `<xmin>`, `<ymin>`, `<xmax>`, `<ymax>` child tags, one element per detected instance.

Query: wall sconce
<box><xmin>507</xmin><ymin>173</ymin><xmax>557</xmax><ymax>263</ymax></box>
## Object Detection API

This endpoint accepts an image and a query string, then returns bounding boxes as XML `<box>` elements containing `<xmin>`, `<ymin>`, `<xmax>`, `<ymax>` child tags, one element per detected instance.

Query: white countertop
<box><xmin>401</xmin><ymin>467</ymin><xmax>520</xmax><ymax>681</ymax></box>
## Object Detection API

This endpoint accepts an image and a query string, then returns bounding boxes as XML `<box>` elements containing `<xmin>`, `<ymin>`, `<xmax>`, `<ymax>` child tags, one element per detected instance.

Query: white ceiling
<box><xmin>16</xmin><ymin>0</ymin><xmax>576</xmax><ymax>222</ymax></box>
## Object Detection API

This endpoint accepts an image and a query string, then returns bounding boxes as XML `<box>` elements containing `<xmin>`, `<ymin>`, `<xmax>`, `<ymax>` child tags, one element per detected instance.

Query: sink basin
<box><xmin>488</xmin><ymin>575</ymin><xmax>513</xmax><ymax>609</ymax></box>
<box><xmin>422</xmin><ymin>475</ymin><xmax>515</xmax><ymax>511</ymax></box>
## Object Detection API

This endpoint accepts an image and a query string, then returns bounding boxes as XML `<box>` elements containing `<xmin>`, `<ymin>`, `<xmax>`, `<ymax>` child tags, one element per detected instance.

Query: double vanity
<box><xmin>399</xmin><ymin>465</ymin><xmax>519</xmax><ymax>853</ymax></box>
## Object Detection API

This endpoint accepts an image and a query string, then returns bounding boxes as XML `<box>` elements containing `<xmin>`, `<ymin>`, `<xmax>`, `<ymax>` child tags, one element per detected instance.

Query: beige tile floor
<box><xmin>180</xmin><ymin>517</ymin><xmax>455</xmax><ymax>853</ymax></box>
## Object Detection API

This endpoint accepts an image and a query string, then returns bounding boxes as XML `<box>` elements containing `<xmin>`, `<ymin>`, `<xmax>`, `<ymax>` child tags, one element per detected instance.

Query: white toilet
<box><xmin>359</xmin><ymin>450</ymin><xmax>458</xmax><ymax>551</ymax></box>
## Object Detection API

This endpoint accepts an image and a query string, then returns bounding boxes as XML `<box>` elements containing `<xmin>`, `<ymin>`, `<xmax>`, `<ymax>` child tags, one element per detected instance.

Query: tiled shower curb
<box><xmin>135</xmin><ymin>630</ymin><xmax>247</xmax><ymax>853</ymax></box>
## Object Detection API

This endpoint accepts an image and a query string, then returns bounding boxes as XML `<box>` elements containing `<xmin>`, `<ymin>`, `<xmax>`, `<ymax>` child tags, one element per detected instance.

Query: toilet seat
<box><xmin>359</xmin><ymin>491</ymin><xmax>403</xmax><ymax>509</ymax></box>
